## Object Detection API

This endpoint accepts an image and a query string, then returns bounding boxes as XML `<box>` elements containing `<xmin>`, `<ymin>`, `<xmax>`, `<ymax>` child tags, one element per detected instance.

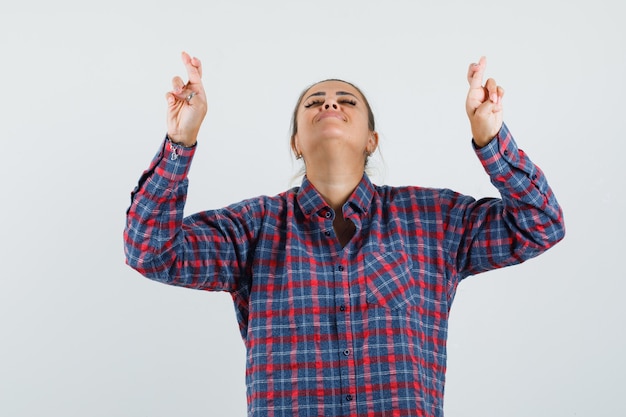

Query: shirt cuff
<box><xmin>473</xmin><ymin>123</ymin><xmax>528</xmax><ymax>176</ymax></box>
<box><xmin>153</xmin><ymin>135</ymin><xmax>197</xmax><ymax>182</ymax></box>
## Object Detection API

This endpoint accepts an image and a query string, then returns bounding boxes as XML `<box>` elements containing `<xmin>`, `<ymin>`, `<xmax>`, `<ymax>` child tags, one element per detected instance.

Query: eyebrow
<box><xmin>304</xmin><ymin>90</ymin><xmax>359</xmax><ymax>102</ymax></box>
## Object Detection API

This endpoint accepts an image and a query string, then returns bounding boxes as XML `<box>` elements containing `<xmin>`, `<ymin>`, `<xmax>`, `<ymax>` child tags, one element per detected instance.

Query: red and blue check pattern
<box><xmin>124</xmin><ymin>123</ymin><xmax>564</xmax><ymax>416</ymax></box>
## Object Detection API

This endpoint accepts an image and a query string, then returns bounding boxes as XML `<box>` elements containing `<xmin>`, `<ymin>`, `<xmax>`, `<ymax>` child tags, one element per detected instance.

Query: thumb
<box><xmin>166</xmin><ymin>92</ymin><xmax>176</xmax><ymax>106</ymax></box>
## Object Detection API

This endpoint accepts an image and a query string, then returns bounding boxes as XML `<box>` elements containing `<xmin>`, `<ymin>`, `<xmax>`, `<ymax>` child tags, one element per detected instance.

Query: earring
<box><xmin>296</xmin><ymin>153</ymin><xmax>303</xmax><ymax>160</ymax></box>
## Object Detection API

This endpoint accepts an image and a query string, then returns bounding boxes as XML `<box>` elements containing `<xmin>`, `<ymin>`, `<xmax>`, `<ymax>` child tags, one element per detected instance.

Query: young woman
<box><xmin>124</xmin><ymin>52</ymin><xmax>564</xmax><ymax>417</ymax></box>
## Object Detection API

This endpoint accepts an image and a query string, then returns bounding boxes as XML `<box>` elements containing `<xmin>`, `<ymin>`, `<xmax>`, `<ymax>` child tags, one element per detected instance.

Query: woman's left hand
<box><xmin>166</xmin><ymin>52</ymin><xmax>208</xmax><ymax>147</ymax></box>
<box><xmin>465</xmin><ymin>56</ymin><xmax>504</xmax><ymax>147</ymax></box>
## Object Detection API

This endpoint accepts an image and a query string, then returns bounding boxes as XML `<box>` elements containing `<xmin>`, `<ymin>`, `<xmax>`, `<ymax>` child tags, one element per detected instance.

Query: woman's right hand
<box><xmin>165</xmin><ymin>51</ymin><xmax>207</xmax><ymax>147</ymax></box>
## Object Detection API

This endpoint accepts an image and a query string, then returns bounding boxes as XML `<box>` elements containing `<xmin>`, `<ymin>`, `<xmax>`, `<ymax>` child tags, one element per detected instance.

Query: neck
<box><xmin>306</xmin><ymin>164</ymin><xmax>364</xmax><ymax>214</ymax></box>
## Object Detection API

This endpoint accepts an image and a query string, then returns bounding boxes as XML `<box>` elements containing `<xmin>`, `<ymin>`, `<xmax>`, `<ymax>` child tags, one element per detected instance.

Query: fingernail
<box><xmin>491</xmin><ymin>93</ymin><xmax>498</xmax><ymax>103</ymax></box>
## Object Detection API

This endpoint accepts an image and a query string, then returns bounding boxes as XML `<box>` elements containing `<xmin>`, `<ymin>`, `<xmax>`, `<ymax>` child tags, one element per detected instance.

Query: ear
<box><xmin>367</xmin><ymin>131</ymin><xmax>379</xmax><ymax>154</ymax></box>
<box><xmin>291</xmin><ymin>134</ymin><xmax>301</xmax><ymax>158</ymax></box>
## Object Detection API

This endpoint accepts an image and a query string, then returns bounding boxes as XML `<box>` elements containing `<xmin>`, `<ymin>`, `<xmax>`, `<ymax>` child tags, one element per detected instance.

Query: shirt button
<box><xmin>346</xmin><ymin>394</ymin><xmax>353</xmax><ymax>401</ymax></box>
<box><xmin>325</xmin><ymin>211</ymin><xmax>332</xmax><ymax>218</ymax></box>
<box><xmin>325</xmin><ymin>231</ymin><xmax>331</xmax><ymax>236</ymax></box>
<box><xmin>503</xmin><ymin>150</ymin><xmax>509</xmax><ymax>156</ymax></box>
<box><xmin>338</xmin><ymin>266</ymin><xmax>344</xmax><ymax>271</ymax></box>
<box><xmin>339</xmin><ymin>305</ymin><xmax>346</xmax><ymax>312</ymax></box>
<box><xmin>343</xmin><ymin>349</ymin><xmax>351</xmax><ymax>356</ymax></box>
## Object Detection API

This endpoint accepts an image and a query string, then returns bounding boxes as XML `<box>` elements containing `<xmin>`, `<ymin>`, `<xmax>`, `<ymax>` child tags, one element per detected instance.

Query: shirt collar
<box><xmin>296</xmin><ymin>173</ymin><xmax>375</xmax><ymax>220</ymax></box>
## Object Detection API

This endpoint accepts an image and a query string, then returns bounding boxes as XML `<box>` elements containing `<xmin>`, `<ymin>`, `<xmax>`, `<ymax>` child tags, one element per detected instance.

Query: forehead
<box><xmin>303</xmin><ymin>80</ymin><xmax>364</xmax><ymax>100</ymax></box>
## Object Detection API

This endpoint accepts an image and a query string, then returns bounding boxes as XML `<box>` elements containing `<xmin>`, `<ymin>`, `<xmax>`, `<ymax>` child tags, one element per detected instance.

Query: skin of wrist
<box><xmin>167</xmin><ymin>134</ymin><xmax>197</xmax><ymax>148</ymax></box>
<box><xmin>473</xmin><ymin>136</ymin><xmax>492</xmax><ymax>148</ymax></box>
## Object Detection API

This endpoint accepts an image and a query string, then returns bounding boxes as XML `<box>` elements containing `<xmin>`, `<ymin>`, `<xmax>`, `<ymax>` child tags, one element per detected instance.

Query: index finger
<box><xmin>467</xmin><ymin>56</ymin><xmax>487</xmax><ymax>89</ymax></box>
<box><xmin>181</xmin><ymin>51</ymin><xmax>203</xmax><ymax>84</ymax></box>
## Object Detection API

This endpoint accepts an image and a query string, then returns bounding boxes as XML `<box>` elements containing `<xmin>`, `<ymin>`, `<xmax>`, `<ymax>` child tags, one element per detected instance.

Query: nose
<box><xmin>324</xmin><ymin>101</ymin><xmax>338</xmax><ymax>110</ymax></box>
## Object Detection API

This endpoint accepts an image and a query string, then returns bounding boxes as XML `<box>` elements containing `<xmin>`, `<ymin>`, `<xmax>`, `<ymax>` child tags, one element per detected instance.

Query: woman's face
<box><xmin>293</xmin><ymin>80</ymin><xmax>377</xmax><ymax>164</ymax></box>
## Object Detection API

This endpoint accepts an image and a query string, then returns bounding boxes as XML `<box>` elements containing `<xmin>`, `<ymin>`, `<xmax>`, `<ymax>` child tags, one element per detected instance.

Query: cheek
<box><xmin>294</xmin><ymin>113</ymin><xmax>312</xmax><ymax>139</ymax></box>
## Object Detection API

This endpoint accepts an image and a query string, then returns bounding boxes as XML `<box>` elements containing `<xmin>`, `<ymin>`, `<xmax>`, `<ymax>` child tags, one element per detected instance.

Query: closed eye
<box><xmin>304</xmin><ymin>99</ymin><xmax>357</xmax><ymax>108</ymax></box>
<box><xmin>304</xmin><ymin>100</ymin><xmax>323</xmax><ymax>108</ymax></box>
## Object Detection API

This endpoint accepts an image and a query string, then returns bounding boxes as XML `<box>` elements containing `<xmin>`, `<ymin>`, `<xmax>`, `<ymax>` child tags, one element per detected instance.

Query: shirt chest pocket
<box><xmin>362</xmin><ymin>251</ymin><xmax>417</xmax><ymax>311</ymax></box>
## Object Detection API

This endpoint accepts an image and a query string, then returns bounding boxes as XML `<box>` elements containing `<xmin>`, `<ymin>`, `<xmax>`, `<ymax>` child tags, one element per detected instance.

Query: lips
<box><xmin>316</xmin><ymin>111</ymin><xmax>346</xmax><ymax>122</ymax></box>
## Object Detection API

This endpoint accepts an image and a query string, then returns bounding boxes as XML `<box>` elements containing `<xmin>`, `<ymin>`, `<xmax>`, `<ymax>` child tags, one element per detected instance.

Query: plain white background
<box><xmin>1</xmin><ymin>1</ymin><xmax>624</xmax><ymax>416</ymax></box>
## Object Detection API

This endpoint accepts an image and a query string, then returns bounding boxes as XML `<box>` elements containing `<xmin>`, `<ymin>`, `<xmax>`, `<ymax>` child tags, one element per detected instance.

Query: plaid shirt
<box><xmin>124</xmin><ymin>123</ymin><xmax>564</xmax><ymax>417</ymax></box>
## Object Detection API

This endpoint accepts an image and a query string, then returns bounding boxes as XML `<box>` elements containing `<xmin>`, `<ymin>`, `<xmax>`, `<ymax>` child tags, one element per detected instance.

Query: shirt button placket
<box><xmin>335</xmin><ymin>263</ymin><xmax>355</xmax><ymax>409</ymax></box>
<box><xmin>338</xmin><ymin>266</ymin><xmax>349</xmax><ymax>363</ymax></box>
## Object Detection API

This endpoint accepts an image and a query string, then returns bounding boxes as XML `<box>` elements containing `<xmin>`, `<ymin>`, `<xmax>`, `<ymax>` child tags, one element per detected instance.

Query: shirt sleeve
<box><xmin>443</xmin><ymin>123</ymin><xmax>565</xmax><ymax>279</ymax></box>
<box><xmin>123</xmin><ymin>137</ymin><xmax>258</xmax><ymax>292</ymax></box>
